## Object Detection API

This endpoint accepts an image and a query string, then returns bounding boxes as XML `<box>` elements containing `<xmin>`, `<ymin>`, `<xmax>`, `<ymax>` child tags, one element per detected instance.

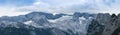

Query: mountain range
<box><xmin>0</xmin><ymin>12</ymin><xmax>119</xmax><ymax>35</ymax></box>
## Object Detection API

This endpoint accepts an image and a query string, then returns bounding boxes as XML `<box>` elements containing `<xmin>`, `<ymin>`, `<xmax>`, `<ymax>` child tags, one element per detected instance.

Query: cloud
<box><xmin>14</xmin><ymin>0</ymin><xmax>89</xmax><ymax>14</ymax></box>
<box><xmin>0</xmin><ymin>0</ymin><xmax>120</xmax><ymax>16</ymax></box>
<box><xmin>0</xmin><ymin>6</ymin><xmax>30</xmax><ymax>17</ymax></box>
<box><xmin>17</xmin><ymin>0</ymin><xmax>120</xmax><ymax>14</ymax></box>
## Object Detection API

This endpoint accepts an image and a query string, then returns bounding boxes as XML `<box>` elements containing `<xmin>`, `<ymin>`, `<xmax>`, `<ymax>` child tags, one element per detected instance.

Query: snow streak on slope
<box><xmin>0</xmin><ymin>12</ymin><xmax>95</xmax><ymax>35</ymax></box>
<box><xmin>24</xmin><ymin>15</ymin><xmax>93</xmax><ymax>35</ymax></box>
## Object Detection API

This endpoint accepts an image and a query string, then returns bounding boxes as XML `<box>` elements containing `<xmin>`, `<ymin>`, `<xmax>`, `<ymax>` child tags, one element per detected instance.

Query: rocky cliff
<box><xmin>87</xmin><ymin>13</ymin><xmax>120</xmax><ymax>35</ymax></box>
<box><xmin>102</xmin><ymin>14</ymin><xmax>120</xmax><ymax>35</ymax></box>
<box><xmin>87</xmin><ymin>13</ymin><xmax>110</xmax><ymax>35</ymax></box>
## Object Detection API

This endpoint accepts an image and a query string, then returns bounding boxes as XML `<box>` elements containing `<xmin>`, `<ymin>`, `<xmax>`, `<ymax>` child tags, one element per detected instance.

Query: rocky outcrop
<box><xmin>96</xmin><ymin>13</ymin><xmax>111</xmax><ymax>25</ymax></box>
<box><xmin>102</xmin><ymin>14</ymin><xmax>120</xmax><ymax>35</ymax></box>
<box><xmin>87</xmin><ymin>13</ymin><xmax>110</xmax><ymax>35</ymax></box>
<box><xmin>87</xmin><ymin>13</ymin><xmax>120</xmax><ymax>35</ymax></box>
<box><xmin>87</xmin><ymin>19</ymin><xmax>104</xmax><ymax>35</ymax></box>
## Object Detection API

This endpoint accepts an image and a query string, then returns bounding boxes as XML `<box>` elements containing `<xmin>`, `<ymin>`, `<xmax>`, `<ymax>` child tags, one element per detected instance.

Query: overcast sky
<box><xmin>0</xmin><ymin>0</ymin><xmax>120</xmax><ymax>16</ymax></box>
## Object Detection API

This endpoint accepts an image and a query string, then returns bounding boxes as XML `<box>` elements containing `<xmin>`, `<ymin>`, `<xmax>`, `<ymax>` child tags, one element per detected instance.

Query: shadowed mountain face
<box><xmin>87</xmin><ymin>13</ymin><xmax>111</xmax><ymax>35</ymax></box>
<box><xmin>0</xmin><ymin>12</ymin><xmax>120</xmax><ymax>35</ymax></box>
<box><xmin>102</xmin><ymin>14</ymin><xmax>120</xmax><ymax>35</ymax></box>
<box><xmin>0</xmin><ymin>27</ymin><xmax>72</xmax><ymax>35</ymax></box>
<box><xmin>87</xmin><ymin>13</ymin><xmax>120</xmax><ymax>35</ymax></box>
<box><xmin>112</xmin><ymin>27</ymin><xmax>120</xmax><ymax>35</ymax></box>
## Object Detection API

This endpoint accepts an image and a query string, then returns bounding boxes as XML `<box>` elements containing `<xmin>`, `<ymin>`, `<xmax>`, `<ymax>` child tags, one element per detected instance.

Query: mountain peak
<box><xmin>111</xmin><ymin>14</ymin><xmax>118</xmax><ymax>18</ymax></box>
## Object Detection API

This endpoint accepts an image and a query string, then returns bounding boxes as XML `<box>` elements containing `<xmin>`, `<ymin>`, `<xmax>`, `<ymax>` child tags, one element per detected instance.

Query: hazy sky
<box><xmin>0</xmin><ymin>0</ymin><xmax>120</xmax><ymax>16</ymax></box>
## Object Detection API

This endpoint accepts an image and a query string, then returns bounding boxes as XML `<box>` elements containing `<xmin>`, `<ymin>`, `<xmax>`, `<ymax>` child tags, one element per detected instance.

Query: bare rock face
<box><xmin>87</xmin><ymin>19</ymin><xmax>104</xmax><ymax>35</ymax></box>
<box><xmin>87</xmin><ymin>13</ymin><xmax>120</xmax><ymax>35</ymax></box>
<box><xmin>102</xmin><ymin>14</ymin><xmax>120</xmax><ymax>35</ymax></box>
<box><xmin>96</xmin><ymin>13</ymin><xmax>111</xmax><ymax>25</ymax></box>
<box><xmin>87</xmin><ymin>13</ymin><xmax>110</xmax><ymax>35</ymax></box>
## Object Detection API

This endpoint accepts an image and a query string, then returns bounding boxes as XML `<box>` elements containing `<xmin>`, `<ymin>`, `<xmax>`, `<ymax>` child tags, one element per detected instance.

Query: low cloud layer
<box><xmin>0</xmin><ymin>0</ymin><xmax>120</xmax><ymax>16</ymax></box>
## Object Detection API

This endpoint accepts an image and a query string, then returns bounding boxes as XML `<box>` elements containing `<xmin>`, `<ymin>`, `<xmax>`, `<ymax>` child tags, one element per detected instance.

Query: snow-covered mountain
<box><xmin>0</xmin><ymin>12</ymin><xmax>96</xmax><ymax>35</ymax></box>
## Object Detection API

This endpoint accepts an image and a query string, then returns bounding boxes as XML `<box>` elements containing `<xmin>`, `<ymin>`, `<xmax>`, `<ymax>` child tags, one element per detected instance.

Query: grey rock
<box><xmin>102</xmin><ymin>14</ymin><xmax>120</xmax><ymax>35</ymax></box>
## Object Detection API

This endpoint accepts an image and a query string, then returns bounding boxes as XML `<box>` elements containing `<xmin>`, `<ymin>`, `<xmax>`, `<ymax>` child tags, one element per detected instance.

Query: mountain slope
<box><xmin>0</xmin><ymin>12</ymin><xmax>96</xmax><ymax>35</ymax></box>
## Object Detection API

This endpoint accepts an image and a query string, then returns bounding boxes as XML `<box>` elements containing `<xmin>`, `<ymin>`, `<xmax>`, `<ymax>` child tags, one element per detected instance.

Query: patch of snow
<box><xmin>24</xmin><ymin>20</ymin><xmax>33</xmax><ymax>25</ymax></box>
<box><xmin>48</xmin><ymin>16</ymin><xmax>72</xmax><ymax>23</ymax></box>
<box><xmin>48</xmin><ymin>20</ymin><xmax>56</xmax><ymax>23</ymax></box>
